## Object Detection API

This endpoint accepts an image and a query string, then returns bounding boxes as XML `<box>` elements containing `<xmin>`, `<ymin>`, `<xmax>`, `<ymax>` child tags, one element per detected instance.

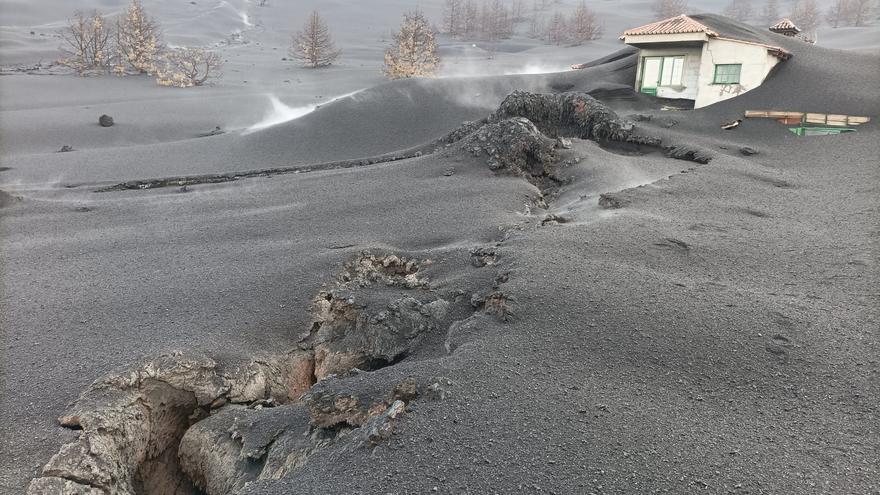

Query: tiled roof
<box><xmin>769</xmin><ymin>18</ymin><xmax>800</xmax><ymax>32</ymax></box>
<box><xmin>622</xmin><ymin>15</ymin><xmax>718</xmax><ymax>37</ymax></box>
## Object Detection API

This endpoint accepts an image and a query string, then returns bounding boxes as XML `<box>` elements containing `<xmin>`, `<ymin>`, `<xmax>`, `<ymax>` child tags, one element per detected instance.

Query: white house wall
<box><xmin>634</xmin><ymin>46</ymin><xmax>703</xmax><ymax>101</ymax></box>
<box><xmin>694</xmin><ymin>38</ymin><xmax>782</xmax><ymax>108</ymax></box>
<box><xmin>623</xmin><ymin>32</ymin><xmax>709</xmax><ymax>44</ymax></box>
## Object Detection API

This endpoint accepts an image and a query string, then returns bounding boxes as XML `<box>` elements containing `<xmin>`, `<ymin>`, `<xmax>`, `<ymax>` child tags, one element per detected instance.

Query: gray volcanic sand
<box><xmin>243</xmin><ymin>28</ymin><xmax>879</xmax><ymax>493</ymax></box>
<box><xmin>0</xmin><ymin>62</ymin><xmax>641</xmax><ymax>186</ymax></box>
<box><xmin>1</xmin><ymin>2</ymin><xmax>879</xmax><ymax>495</ymax></box>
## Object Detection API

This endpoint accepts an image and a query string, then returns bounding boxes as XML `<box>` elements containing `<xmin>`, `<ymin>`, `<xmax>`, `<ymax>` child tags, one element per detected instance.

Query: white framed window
<box><xmin>641</xmin><ymin>55</ymin><xmax>686</xmax><ymax>94</ymax></box>
<box><xmin>713</xmin><ymin>64</ymin><xmax>742</xmax><ymax>84</ymax></box>
<box><xmin>660</xmin><ymin>56</ymin><xmax>684</xmax><ymax>86</ymax></box>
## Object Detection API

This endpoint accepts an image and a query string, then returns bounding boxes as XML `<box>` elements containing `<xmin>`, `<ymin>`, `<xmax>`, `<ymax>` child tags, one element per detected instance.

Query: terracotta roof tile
<box><xmin>769</xmin><ymin>18</ymin><xmax>800</xmax><ymax>32</ymax></box>
<box><xmin>621</xmin><ymin>15</ymin><xmax>718</xmax><ymax>37</ymax></box>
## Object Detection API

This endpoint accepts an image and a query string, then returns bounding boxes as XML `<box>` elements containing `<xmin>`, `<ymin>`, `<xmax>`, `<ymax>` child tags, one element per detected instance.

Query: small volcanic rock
<box><xmin>598</xmin><ymin>193</ymin><xmax>628</xmax><ymax>209</ymax></box>
<box><xmin>98</xmin><ymin>115</ymin><xmax>114</xmax><ymax>127</ymax></box>
<box><xmin>740</xmin><ymin>146</ymin><xmax>758</xmax><ymax>156</ymax></box>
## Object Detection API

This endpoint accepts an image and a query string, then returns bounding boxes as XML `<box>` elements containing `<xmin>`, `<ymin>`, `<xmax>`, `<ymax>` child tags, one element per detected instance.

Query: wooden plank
<box><xmin>770</xmin><ymin>111</ymin><xmax>803</xmax><ymax>119</ymax></box>
<box><xmin>745</xmin><ymin>110</ymin><xmax>803</xmax><ymax>119</ymax></box>
<box><xmin>746</xmin><ymin>110</ymin><xmax>871</xmax><ymax>126</ymax></box>
<box><xmin>776</xmin><ymin>117</ymin><xmax>802</xmax><ymax>125</ymax></box>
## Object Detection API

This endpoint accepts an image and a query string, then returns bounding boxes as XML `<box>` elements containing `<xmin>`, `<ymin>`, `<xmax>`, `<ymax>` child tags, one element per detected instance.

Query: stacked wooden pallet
<box><xmin>744</xmin><ymin>110</ymin><xmax>871</xmax><ymax>127</ymax></box>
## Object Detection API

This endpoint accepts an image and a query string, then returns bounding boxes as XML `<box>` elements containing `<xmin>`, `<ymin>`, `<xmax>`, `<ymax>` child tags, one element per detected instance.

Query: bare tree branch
<box><xmin>156</xmin><ymin>48</ymin><xmax>222</xmax><ymax>87</ymax></box>
<box><xmin>58</xmin><ymin>10</ymin><xmax>114</xmax><ymax>75</ymax></box>
<box><xmin>652</xmin><ymin>0</ymin><xmax>689</xmax><ymax>19</ymax></box>
<box><xmin>290</xmin><ymin>11</ymin><xmax>341</xmax><ymax>68</ymax></box>
<box><xmin>569</xmin><ymin>1</ymin><xmax>603</xmax><ymax>44</ymax></box>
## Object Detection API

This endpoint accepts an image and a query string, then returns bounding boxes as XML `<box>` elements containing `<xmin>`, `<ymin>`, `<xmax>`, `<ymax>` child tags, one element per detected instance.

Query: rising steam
<box><xmin>243</xmin><ymin>90</ymin><xmax>365</xmax><ymax>134</ymax></box>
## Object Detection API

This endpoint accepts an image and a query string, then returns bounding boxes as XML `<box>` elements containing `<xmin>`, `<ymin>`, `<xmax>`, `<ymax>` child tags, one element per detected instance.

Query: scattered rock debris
<box><xmin>462</xmin><ymin>117</ymin><xmax>560</xmax><ymax>189</ymax></box>
<box><xmin>200</xmin><ymin>126</ymin><xmax>225</xmax><ymax>137</ymax></box>
<box><xmin>0</xmin><ymin>190</ymin><xmax>18</xmax><ymax>208</ymax></box>
<box><xmin>627</xmin><ymin>113</ymin><xmax>678</xmax><ymax>128</ymax></box>
<box><xmin>598</xmin><ymin>192</ymin><xmax>629</xmax><ymax>209</ymax></box>
<box><xmin>304</xmin><ymin>377</ymin><xmax>418</xmax><ymax>429</ymax></box>
<box><xmin>470</xmin><ymin>291</ymin><xmax>512</xmax><ymax>321</ymax></box>
<box><xmin>541</xmin><ymin>214</ymin><xmax>570</xmax><ymax>226</ymax></box>
<box><xmin>94</xmin><ymin>145</ymin><xmax>435</xmax><ymax>192</ymax></box>
<box><xmin>664</xmin><ymin>145</ymin><xmax>713</xmax><ymax>164</ymax></box>
<box><xmin>492</xmin><ymin>91</ymin><xmax>660</xmax><ymax>146</ymax></box>
<box><xmin>721</xmin><ymin>119</ymin><xmax>741</xmax><ymax>130</ymax></box>
<box><xmin>440</xmin><ymin>91</ymin><xmax>710</xmax><ymax>195</ymax></box>
<box><xmin>303</xmin><ymin>289</ymin><xmax>449</xmax><ymax>382</ymax></box>
<box><xmin>337</xmin><ymin>252</ymin><xmax>426</xmax><ymax>289</ymax></box>
<box><xmin>29</xmin><ymin>250</ymin><xmax>509</xmax><ymax>495</ymax></box>
<box><xmin>470</xmin><ymin>247</ymin><xmax>497</xmax><ymax>267</ymax></box>
<box><xmin>653</xmin><ymin>237</ymin><xmax>691</xmax><ymax>252</ymax></box>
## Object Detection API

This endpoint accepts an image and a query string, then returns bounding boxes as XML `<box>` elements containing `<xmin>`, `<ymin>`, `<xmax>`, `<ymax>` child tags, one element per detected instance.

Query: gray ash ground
<box><xmin>2</xmin><ymin>12</ymin><xmax>879</xmax><ymax>495</ymax></box>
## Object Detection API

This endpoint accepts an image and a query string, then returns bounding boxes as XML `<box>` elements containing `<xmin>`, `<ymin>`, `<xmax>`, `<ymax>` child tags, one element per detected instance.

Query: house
<box><xmin>620</xmin><ymin>14</ymin><xmax>791</xmax><ymax>109</ymax></box>
<box><xmin>768</xmin><ymin>18</ymin><xmax>801</xmax><ymax>37</ymax></box>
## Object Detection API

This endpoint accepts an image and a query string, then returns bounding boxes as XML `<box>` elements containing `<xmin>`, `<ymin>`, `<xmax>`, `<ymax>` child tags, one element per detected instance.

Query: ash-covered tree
<box><xmin>762</xmin><ymin>0</ymin><xmax>780</xmax><ymax>23</ymax></box>
<box><xmin>528</xmin><ymin>14</ymin><xmax>546</xmax><ymax>39</ymax></box>
<box><xmin>442</xmin><ymin>0</ymin><xmax>514</xmax><ymax>41</ymax></box>
<box><xmin>652</xmin><ymin>0</ymin><xmax>689</xmax><ymax>19</ymax></box>
<box><xmin>827</xmin><ymin>0</ymin><xmax>877</xmax><ymax>27</ymax></box>
<box><xmin>115</xmin><ymin>0</ymin><xmax>163</xmax><ymax>75</ymax></box>
<box><xmin>791</xmin><ymin>0</ymin><xmax>821</xmax><ymax>36</ymax></box>
<box><xmin>545</xmin><ymin>11</ymin><xmax>567</xmax><ymax>45</ymax></box>
<box><xmin>462</xmin><ymin>0</ymin><xmax>480</xmax><ymax>39</ymax></box>
<box><xmin>511</xmin><ymin>0</ymin><xmax>527</xmax><ymax>21</ymax></box>
<box><xmin>384</xmin><ymin>10</ymin><xmax>439</xmax><ymax>79</ymax></box>
<box><xmin>569</xmin><ymin>1</ymin><xmax>603</xmax><ymax>44</ymax></box>
<box><xmin>59</xmin><ymin>10</ymin><xmax>114</xmax><ymax>74</ymax></box>
<box><xmin>723</xmin><ymin>0</ymin><xmax>753</xmax><ymax>21</ymax></box>
<box><xmin>827</xmin><ymin>0</ymin><xmax>852</xmax><ymax>27</ymax></box>
<box><xmin>481</xmin><ymin>0</ymin><xmax>514</xmax><ymax>41</ymax></box>
<box><xmin>290</xmin><ymin>11</ymin><xmax>341</xmax><ymax>68</ymax></box>
<box><xmin>848</xmin><ymin>0</ymin><xmax>877</xmax><ymax>26</ymax></box>
<box><xmin>155</xmin><ymin>47</ymin><xmax>222</xmax><ymax>87</ymax></box>
<box><xmin>442</xmin><ymin>0</ymin><xmax>464</xmax><ymax>36</ymax></box>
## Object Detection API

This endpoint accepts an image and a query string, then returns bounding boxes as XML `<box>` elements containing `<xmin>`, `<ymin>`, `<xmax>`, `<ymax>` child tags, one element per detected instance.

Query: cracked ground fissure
<box><xmin>27</xmin><ymin>91</ymin><xmax>713</xmax><ymax>495</ymax></box>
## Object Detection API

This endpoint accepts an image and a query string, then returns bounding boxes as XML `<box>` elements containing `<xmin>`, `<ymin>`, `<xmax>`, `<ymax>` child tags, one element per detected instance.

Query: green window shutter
<box><xmin>713</xmin><ymin>64</ymin><xmax>742</xmax><ymax>84</ymax></box>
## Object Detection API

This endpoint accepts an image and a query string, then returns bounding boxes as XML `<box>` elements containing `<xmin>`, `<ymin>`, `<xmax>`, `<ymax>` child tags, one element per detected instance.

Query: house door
<box><xmin>640</xmin><ymin>57</ymin><xmax>662</xmax><ymax>96</ymax></box>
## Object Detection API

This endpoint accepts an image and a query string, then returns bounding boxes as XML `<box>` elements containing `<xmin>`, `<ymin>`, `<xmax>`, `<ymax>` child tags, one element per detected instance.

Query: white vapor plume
<box><xmin>243</xmin><ymin>90</ymin><xmax>365</xmax><ymax>134</ymax></box>
<box><xmin>503</xmin><ymin>63</ymin><xmax>573</xmax><ymax>75</ymax></box>
<box><xmin>439</xmin><ymin>60</ymin><xmax>572</xmax><ymax>78</ymax></box>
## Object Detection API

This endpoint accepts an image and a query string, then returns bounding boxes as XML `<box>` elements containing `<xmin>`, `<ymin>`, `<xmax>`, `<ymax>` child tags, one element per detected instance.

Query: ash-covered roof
<box><xmin>769</xmin><ymin>18</ymin><xmax>801</xmax><ymax>32</ymax></box>
<box><xmin>621</xmin><ymin>13</ymin><xmax>791</xmax><ymax>59</ymax></box>
<box><xmin>687</xmin><ymin>13</ymin><xmax>776</xmax><ymax>44</ymax></box>
<box><xmin>621</xmin><ymin>15</ymin><xmax>717</xmax><ymax>37</ymax></box>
